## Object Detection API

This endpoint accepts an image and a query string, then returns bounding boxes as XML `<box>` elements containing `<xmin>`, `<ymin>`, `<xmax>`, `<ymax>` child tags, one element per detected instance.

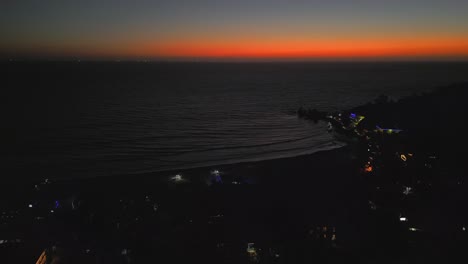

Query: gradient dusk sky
<box><xmin>1</xmin><ymin>0</ymin><xmax>468</xmax><ymax>60</ymax></box>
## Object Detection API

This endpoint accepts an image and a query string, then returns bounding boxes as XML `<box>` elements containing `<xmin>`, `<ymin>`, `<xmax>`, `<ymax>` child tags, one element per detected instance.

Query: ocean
<box><xmin>2</xmin><ymin>61</ymin><xmax>468</xmax><ymax>181</ymax></box>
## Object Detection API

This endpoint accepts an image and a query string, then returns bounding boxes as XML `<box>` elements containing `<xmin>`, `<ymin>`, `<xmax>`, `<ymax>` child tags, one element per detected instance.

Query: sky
<box><xmin>1</xmin><ymin>0</ymin><xmax>468</xmax><ymax>60</ymax></box>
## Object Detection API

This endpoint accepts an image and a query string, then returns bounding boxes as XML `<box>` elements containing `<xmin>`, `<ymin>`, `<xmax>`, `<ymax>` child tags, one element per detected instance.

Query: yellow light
<box><xmin>400</xmin><ymin>154</ymin><xmax>407</xmax><ymax>162</ymax></box>
<box><xmin>35</xmin><ymin>250</ymin><xmax>47</xmax><ymax>264</ymax></box>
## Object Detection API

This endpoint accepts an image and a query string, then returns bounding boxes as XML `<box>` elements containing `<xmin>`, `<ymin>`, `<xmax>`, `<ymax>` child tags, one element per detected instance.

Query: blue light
<box><xmin>350</xmin><ymin>113</ymin><xmax>356</xmax><ymax>118</ymax></box>
<box><xmin>54</xmin><ymin>200</ymin><xmax>60</xmax><ymax>209</ymax></box>
<box><xmin>215</xmin><ymin>175</ymin><xmax>222</xmax><ymax>183</ymax></box>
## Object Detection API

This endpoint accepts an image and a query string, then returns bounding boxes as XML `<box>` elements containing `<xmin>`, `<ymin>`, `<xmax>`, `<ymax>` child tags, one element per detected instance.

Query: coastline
<box><xmin>2</xmin><ymin>142</ymin><xmax>353</xmax><ymax>197</ymax></box>
<box><xmin>78</xmin><ymin>142</ymin><xmax>350</xmax><ymax>186</ymax></box>
<box><xmin>3</xmin><ymin>83</ymin><xmax>468</xmax><ymax>263</ymax></box>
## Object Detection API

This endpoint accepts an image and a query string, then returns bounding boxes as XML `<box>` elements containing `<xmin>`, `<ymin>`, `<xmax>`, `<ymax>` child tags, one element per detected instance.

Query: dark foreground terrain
<box><xmin>1</xmin><ymin>84</ymin><xmax>468</xmax><ymax>263</ymax></box>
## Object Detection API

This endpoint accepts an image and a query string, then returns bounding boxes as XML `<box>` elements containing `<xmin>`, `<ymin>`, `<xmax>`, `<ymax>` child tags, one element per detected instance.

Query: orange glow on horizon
<box><xmin>6</xmin><ymin>36</ymin><xmax>468</xmax><ymax>60</ymax></box>
<box><xmin>110</xmin><ymin>35</ymin><xmax>468</xmax><ymax>59</ymax></box>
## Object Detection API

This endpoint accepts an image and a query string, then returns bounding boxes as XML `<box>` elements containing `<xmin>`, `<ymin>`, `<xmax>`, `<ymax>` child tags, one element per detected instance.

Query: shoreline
<box><xmin>24</xmin><ymin>143</ymin><xmax>354</xmax><ymax>192</ymax></box>
<box><xmin>1</xmin><ymin>141</ymin><xmax>353</xmax><ymax>203</ymax></box>
<box><xmin>3</xmin><ymin>84</ymin><xmax>468</xmax><ymax>263</ymax></box>
<box><xmin>78</xmin><ymin>141</ymin><xmax>348</xmax><ymax>184</ymax></box>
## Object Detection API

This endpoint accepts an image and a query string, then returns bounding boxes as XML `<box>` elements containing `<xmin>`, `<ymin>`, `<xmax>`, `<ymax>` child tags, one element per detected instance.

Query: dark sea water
<box><xmin>2</xmin><ymin>62</ymin><xmax>468</xmax><ymax>181</ymax></box>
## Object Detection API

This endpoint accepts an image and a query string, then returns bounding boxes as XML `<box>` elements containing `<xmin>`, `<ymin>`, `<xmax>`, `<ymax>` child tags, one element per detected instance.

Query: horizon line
<box><xmin>3</xmin><ymin>58</ymin><xmax>468</xmax><ymax>63</ymax></box>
